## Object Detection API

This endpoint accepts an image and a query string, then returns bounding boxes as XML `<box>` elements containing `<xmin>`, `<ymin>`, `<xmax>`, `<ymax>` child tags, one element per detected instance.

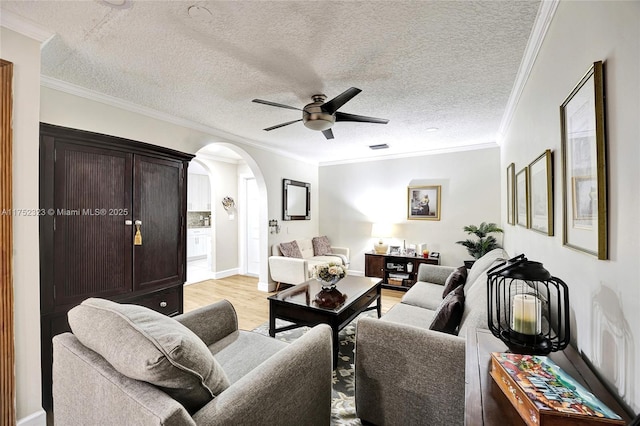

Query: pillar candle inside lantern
<box><xmin>511</xmin><ymin>294</ymin><xmax>541</xmax><ymax>335</ymax></box>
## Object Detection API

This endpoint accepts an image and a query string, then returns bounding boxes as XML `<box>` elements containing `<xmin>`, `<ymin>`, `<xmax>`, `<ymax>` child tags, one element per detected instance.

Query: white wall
<box><xmin>318</xmin><ymin>147</ymin><xmax>501</xmax><ymax>274</ymax></box>
<box><xmin>1</xmin><ymin>27</ymin><xmax>44</xmax><ymax>422</ymax></box>
<box><xmin>501</xmin><ymin>1</ymin><xmax>639</xmax><ymax>412</ymax></box>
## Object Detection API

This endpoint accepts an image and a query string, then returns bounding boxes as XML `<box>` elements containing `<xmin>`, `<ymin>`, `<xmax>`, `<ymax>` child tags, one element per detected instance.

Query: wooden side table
<box><xmin>464</xmin><ymin>328</ymin><xmax>632</xmax><ymax>425</ymax></box>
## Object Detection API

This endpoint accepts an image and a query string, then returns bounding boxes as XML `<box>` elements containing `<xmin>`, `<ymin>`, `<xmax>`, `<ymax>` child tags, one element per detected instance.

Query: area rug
<box><xmin>253</xmin><ymin>312</ymin><xmax>376</xmax><ymax>425</ymax></box>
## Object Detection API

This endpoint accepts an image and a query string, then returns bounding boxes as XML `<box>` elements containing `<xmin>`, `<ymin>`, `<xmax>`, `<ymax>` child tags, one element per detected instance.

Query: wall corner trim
<box><xmin>497</xmin><ymin>0</ymin><xmax>560</xmax><ymax>142</ymax></box>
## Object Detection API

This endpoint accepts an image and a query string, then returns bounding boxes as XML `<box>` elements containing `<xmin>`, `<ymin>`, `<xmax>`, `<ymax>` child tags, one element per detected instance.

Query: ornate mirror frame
<box><xmin>283</xmin><ymin>179</ymin><xmax>310</xmax><ymax>220</ymax></box>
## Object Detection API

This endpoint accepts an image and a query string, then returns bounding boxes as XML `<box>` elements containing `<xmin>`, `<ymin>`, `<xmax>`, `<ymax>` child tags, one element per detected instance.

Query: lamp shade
<box><xmin>371</xmin><ymin>223</ymin><xmax>392</xmax><ymax>238</ymax></box>
<box><xmin>487</xmin><ymin>254</ymin><xmax>570</xmax><ymax>355</ymax></box>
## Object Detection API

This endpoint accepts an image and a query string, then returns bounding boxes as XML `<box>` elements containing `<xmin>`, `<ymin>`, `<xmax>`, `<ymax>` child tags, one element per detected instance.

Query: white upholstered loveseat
<box><xmin>268</xmin><ymin>237</ymin><xmax>350</xmax><ymax>288</ymax></box>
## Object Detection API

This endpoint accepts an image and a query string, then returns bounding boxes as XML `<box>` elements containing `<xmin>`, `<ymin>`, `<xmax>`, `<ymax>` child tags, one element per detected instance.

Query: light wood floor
<box><xmin>184</xmin><ymin>275</ymin><xmax>403</xmax><ymax>330</ymax></box>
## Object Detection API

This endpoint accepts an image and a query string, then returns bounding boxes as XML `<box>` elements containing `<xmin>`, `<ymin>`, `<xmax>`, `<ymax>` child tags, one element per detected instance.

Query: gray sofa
<box><xmin>355</xmin><ymin>248</ymin><xmax>508</xmax><ymax>425</ymax></box>
<box><xmin>53</xmin><ymin>299</ymin><xmax>333</xmax><ymax>425</ymax></box>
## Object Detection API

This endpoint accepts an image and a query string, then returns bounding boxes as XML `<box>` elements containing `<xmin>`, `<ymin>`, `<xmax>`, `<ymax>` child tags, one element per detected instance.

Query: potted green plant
<box><xmin>456</xmin><ymin>222</ymin><xmax>503</xmax><ymax>268</ymax></box>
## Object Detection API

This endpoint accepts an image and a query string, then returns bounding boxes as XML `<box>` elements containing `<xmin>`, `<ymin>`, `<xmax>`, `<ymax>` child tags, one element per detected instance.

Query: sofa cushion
<box><xmin>279</xmin><ymin>240</ymin><xmax>302</xmax><ymax>258</ymax></box>
<box><xmin>465</xmin><ymin>248</ymin><xmax>508</xmax><ymax>293</ymax></box>
<box><xmin>312</xmin><ymin>236</ymin><xmax>332</xmax><ymax>256</ymax></box>
<box><xmin>429</xmin><ymin>285</ymin><xmax>465</xmax><ymax>334</ymax></box>
<box><xmin>442</xmin><ymin>266</ymin><xmax>468</xmax><ymax>297</ymax></box>
<box><xmin>208</xmin><ymin>330</ymin><xmax>288</xmax><ymax>384</ymax></box>
<box><xmin>296</xmin><ymin>238</ymin><xmax>316</xmax><ymax>259</ymax></box>
<box><xmin>457</xmin><ymin>259</ymin><xmax>505</xmax><ymax>338</ymax></box>
<box><xmin>68</xmin><ymin>298</ymin><xmax>230</xmax><ymax>413</ymax></box>
<box><xmin>381</xmin><ymin>303</ymin><xmax>436</xmax><ymax>329</ymax></box>
<box><xmin>401</xmin><ymin>282</ymin><xmax>445</xmax><ymax>311</ymax></box>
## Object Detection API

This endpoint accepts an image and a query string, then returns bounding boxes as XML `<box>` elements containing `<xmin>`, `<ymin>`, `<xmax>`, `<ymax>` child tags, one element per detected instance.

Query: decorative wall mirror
<box><xmin>283</xmin><ymin>179</ymin><xmax>310</xmax><ymax>220</ymax></box>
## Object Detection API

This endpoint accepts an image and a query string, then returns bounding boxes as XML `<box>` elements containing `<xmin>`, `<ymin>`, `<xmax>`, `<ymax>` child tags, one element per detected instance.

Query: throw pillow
<box><xmin>312</xmin><ymin>236</ymin><xmax>332</xmax><ymax>256</ymax></box>
<box><xmin>68</xmin><ymin>298</ymin><xmax>230</xmax><ymax>413</ymax></box>
<box><xmin>429</xmin><ymin>285</ymin><xmax>465</xmax><ymax>335</ymax></box>
<box><xmin>442</xmin><ymin>266</ymin><xmax>468</xmax><ymax>298</ymax></box>
<box><xmin>279</xmin><ymin>240</ymin><xmax>302</xmax><ymax>258</ymax></box>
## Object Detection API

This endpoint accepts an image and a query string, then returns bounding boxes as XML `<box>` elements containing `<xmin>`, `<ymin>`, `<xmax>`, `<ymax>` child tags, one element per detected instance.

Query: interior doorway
<box><xmin>244</xmin><ymin>177</ymin><xmax>260</xmax><ymax>276</ymax></box>
<box><xmin>185</xmin><ymin>159</ymin><xmax>214</xmax><ymax>284</ymax></box>
<box><xmin>186</xmin><ymin>143</ymin><xmax>268</xmax><ymax>289</ymax></box>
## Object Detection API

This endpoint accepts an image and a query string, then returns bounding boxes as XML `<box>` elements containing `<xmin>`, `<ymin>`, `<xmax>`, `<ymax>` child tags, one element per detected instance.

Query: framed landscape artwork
<box><xmin>408</xmin><ymin>185</ymin><xmax>441</xmax><ymax>220</ymax></box>
<box><xmin>515</xmin><ymin>167</ymin><xmax>529</xmax><ymax>228</ymax></box>
<box><xmin>507</xmin><ymin>163</ymin><xmax>515</xmax><ymax>225</ymax></box>
<box><xmin>528</xmin><ymin>150</ymin><xmax>553</xmax><ymax>235</ymax></box>
<box><xmin>560</xmin><ymin>61</ymin><xmax>608</xmax><ymax>259</ymax></box>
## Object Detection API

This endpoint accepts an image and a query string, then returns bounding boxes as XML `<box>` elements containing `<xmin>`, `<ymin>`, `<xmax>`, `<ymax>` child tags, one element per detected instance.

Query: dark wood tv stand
<box><xmin>364</xmin><ymin>252</ymin><xmax>440</xmax><ymax>291</ymax></box>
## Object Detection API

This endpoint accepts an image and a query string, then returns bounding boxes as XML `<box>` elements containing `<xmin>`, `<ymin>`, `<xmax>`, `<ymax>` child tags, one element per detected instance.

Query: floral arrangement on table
<box><xmin>313</xmin><ymin>262</ymin><xmax>347</xmax><ymax>289</ymax></box>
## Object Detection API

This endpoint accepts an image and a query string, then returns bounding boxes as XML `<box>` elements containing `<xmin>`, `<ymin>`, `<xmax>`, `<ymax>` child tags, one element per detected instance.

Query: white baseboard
<box><xmin>18</xmin><ymin>410</ymin><xmax>46</xmax><ymax>426</ymax></box>
<box><xmin>258</xmin><ymin>280</ymin><xmax>274</xmax><ymax>292</ymax></box>
<box><xmin>213</xmin><ymin>268</ymin><xmax>239</xmax><ymax>279</ymax></box>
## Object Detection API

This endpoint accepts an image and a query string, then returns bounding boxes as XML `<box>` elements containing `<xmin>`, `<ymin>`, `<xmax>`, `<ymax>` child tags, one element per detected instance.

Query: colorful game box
<box><xmin>490</xmin><ymin>352</ymin><xmax>624</xmax><ymax>425</ymax></box>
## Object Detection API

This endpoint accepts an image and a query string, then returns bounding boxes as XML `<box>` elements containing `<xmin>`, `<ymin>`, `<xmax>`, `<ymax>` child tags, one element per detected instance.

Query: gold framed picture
<box><xmin>408</xmin><ymin>185</ymin><xmax>441</xmax><ymax>220</ymax></box>
<box><xmin>516</xmin><ymin>167</ymin><xmax>529</xmax><ymax>228</ymax></box>
<box><xmin>528</xmin><ymin>150</ymin><xmax>553</xmax><ymax>236</ymax></box>
<box><xmin>560</xmin><ymin>61</ymin><xmax>607</xmax><ymax>259</ymax></box>
<box><xmin>507</xmin><ymin>163</ymin><xmax>516</xmax><ymax>225</ymax></box>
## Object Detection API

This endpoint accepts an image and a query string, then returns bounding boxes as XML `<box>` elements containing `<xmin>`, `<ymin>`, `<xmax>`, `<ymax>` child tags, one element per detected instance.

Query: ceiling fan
<box><xmin>252</xmin><ymin>87</ymin><xmax>389</xmax><ymax>139</ymax></box>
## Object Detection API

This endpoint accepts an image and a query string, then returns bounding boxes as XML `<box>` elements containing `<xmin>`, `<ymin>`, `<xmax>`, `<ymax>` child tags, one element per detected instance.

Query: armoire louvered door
<box><xmin>39</xmin><ymin>123</ymin><xmax>193</xmax><ymax>412</ymax></box>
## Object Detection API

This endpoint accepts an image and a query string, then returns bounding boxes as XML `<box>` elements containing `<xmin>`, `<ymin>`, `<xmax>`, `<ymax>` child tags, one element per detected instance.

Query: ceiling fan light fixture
<box><xmin>303</xmin><ymin>114</ymin><xmax>335</xmax><ymax>131</ymax></box>
<box><xmin>303</xmin><ymin>101</ymin><xmax>335</xmax><ymax>131</ymax></box>
<box><xmin>252</xmin><ymin>87</ymin><xmax>388</xmax><ymax>139</ymax></box>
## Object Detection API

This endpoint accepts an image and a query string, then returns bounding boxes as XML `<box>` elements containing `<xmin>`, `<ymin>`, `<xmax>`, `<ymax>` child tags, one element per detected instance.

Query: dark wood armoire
<box><xmin>38</xmin><ymin>123</ymin><xmax>194</xmax><ymax>411</ymax></box>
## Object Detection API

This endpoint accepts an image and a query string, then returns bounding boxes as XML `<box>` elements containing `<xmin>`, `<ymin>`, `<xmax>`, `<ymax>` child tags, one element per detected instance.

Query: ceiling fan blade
<box><xmin>335</xmin><ymin>111</ymin><xmax>389</xmax><ymax>124</ymax></box>
<box><xmin>321</xmin><ymin>87</ymin><xmax>362</xmax><ymax>114</ymax></box>
<box><xmin>252</xmin><ymin>99</ymin><xmax>301</xmax><ymax>111</ymax></box>
<box><xmin>322</xmin><ymin>128</ymin><xmax>335</xmax><ymax>140</ymax></box>
<box><xmin>263</xmin><ymin>119</ymin><xmax>302</xmax><ymax>131</ymax></box>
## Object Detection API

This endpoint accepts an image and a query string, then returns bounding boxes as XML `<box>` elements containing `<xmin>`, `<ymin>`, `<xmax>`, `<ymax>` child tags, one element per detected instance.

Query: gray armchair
<box><xmin>53</xmin><ymin>299</ymin><xmax>333</xmax><ymax>425</ymax></box>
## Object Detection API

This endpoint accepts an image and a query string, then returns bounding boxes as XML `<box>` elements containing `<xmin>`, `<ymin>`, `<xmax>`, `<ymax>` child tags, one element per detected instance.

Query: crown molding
<box><xmin>0</xmin><ymin>8</ymin><xmax>55</xmax><ymax>45</ymax></box>
<box><xmin>320</xmin><ymin>141</ymin><xmax>499</xmax><ymax>167</ymax></box>
<box><xmin>497</xmin><ymin>0</ymin><xmax>559</xmax><ymax>143</ymax></box>
<box><xmin>40</xmin><ymin>75</ymin><xmax>316</xmax><ymax>165</ymax></box>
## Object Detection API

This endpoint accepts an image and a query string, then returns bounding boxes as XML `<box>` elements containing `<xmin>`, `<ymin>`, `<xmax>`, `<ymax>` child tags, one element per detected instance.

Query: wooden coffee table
<box><xmin>268</xmin><ymin>275</ymin><xmax>382</xmax><ymax>366</ymax></box>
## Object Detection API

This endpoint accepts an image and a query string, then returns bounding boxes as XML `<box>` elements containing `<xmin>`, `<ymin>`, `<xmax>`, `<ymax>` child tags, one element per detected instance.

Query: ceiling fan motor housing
<box><xmin>303</xmin><ymin>96</ymin><xmax>335</xmax><ymax>131</ymax></box>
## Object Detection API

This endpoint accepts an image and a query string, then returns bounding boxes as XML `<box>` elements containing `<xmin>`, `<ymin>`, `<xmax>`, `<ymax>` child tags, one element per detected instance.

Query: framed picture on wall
<box><xmin>560</xmin><ymin>61</ymin><xmax>607</xmax><ymax>259</ymax></box>
<box><xmin>507</xmin><ymin>163</ymin><xmax>516</xmax><ymax>225</ymax></box>
<box><xmin>528</xmin><ymin>150</ymin><xmax>553</xmax><ymax>235</ymax></box>
<box><xmin>407</xmin><ymin>185</ymin><xmax>441</xmax><ymax>220</ymax></box>
<box><xmin>515</xmin><ymin>167</ymin><xmax>529</xmax><ymax>228</ymax></box>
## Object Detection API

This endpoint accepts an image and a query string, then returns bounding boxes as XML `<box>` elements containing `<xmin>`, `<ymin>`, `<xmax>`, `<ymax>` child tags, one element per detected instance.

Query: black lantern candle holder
<box><xmin>487</xmin><ymin>254</ymin><xmax>570</xmax><ymax>355</ymax></box>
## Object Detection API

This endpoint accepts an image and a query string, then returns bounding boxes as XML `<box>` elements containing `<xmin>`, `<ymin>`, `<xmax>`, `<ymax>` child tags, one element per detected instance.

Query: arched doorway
<box><xmin>188</xmin><ymin>143</ymin><xmax>269</xmax><ymax>291</ymax></box>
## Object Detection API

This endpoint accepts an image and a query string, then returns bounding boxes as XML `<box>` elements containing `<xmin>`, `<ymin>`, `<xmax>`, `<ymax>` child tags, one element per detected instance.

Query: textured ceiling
<box><xmin>1</xmin><ymin>0</ymin><xmax>541</xmax><ymax>164</ymax></box>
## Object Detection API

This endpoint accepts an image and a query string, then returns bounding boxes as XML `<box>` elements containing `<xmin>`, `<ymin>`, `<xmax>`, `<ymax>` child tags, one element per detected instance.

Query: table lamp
<box><xmin>371</xmin><ymin>223</ymin><xmax>392</xmax><ymax>254</ymax></box>
<box><xmin>487</xmin><ymin>254</ymin><xmax>570</xmax><ymax>355</ymax></box>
